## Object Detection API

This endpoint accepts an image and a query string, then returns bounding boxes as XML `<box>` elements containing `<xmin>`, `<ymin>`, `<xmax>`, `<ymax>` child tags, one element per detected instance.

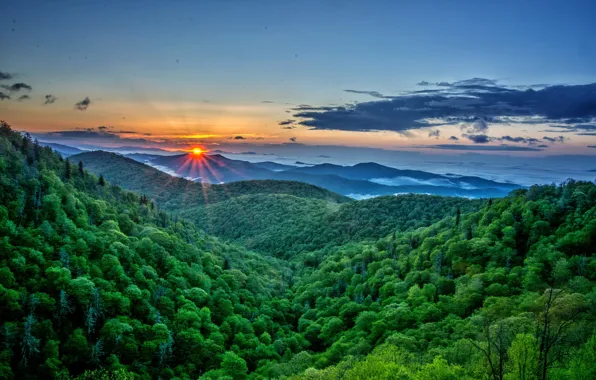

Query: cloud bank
<box><xmin>288</xmin><ymin>79</ymin><xmax>596</xmax><ymax>135</ymax></box>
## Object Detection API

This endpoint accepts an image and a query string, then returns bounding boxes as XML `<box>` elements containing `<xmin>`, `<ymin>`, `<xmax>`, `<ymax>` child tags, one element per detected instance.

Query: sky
<box><xmin>1</xmin><ymin>0</ymin><xmax>596</xmax><ymax>156</ymax></box>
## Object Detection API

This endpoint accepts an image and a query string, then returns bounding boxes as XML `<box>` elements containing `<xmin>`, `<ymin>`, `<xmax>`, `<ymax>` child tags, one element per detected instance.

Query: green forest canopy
<box><xmin>1</xmin><ymin>120</ymin><xmax>595</xmax><ymax>379</ymax></box>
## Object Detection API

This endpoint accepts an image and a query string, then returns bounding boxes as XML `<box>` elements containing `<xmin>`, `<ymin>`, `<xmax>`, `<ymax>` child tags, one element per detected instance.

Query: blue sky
<box><xmin>1</xmin><ymin>0</ymin><xmax>596</xmax><ymax>153</ymax></box>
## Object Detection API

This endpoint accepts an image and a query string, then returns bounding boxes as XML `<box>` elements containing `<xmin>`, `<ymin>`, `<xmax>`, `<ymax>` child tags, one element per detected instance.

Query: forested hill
<box><xmin>73</xmin><ymin>151</ymin><xmax>484</xmax><ymax>258</ymax></box>
<box><xmin>181</xmin><ymin>194</ymin><xmax>484</xmax><ymax>258</ymax></box>
<box><xmin>0</xmin><ymin>121</ymin><xmax>295</xmax><ymax>379</ymax></box>
<box><xmin>1</xmin><ymin>120</ymin><xmax>596</xmax><ymax>380</ymax></box>
<box><xmin>71</xmin><ymin>150</ymin><xmax>351</xmax><ymax>208</ymax></box>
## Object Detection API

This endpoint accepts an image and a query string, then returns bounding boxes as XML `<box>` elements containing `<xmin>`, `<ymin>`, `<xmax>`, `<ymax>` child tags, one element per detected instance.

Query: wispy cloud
<box><xmin>44</xmin><ymin>94</ymin><xmax>57</xmax><ymax>104</ymax></box>
<box><xmin>1</xmin><ymin>82</ymin><xmax>32</xmax><ymax>92</ymax></box>
<box><xmin>426</xmin><ymin>144</ymin><xmax>544</xmax><ymax>152</ymax></box>
<box><xmin>74</xmin><ymin>97</ymin><xmax>91</xmax><ymax>111</ymax></box>
<box><xmin>17</xmin><ymin>94</ymin><xmax>30</xmax><ymax>101</ymax></box>
<box><xmin>344</xmin><ymin>89</ymin><xmax>386</xmax><ymax>98</ymax></box>
<box><xmin>463</xmin><ymin>134</ymin><xmax>492</xmax><ymax>143</ymax></box>
<box><xmin>428</xmin><ymin>129</ymin><xmax>440</xmax><ymax>138</ymax></box>
<box><xmin>0</xmin><ymin>92</ymin><xmax>9</xmax><ymax>100</ymax></box>
<box><xmin>542</xmin><ymin>135</ymin><xmax>567</xmax><ymax>143</ymax></box>
<box><xmin>0</xmin><ymin>71</ymin><xmax>15</xmax><ymax>80</ymax></box>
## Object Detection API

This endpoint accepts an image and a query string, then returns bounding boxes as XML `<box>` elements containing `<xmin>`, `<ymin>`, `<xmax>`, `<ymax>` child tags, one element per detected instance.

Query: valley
<box><xmin>1</xmin><ymin>122</ymin><xmax>595</xmax><ymax>379</ymax></box>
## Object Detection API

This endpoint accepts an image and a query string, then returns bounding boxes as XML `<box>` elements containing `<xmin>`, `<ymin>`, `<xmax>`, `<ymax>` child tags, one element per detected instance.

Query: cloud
<box><xmin>97</xmin><ymin>125</ymin><xmax>110</xmax><ymax>131</ymax></box>
<box><xmin>289</xmin><ymin>137</ymin><xmax>297</xmax><ymax>142</ymax></box>
<box><xmin>537</xmin><ymin>144</ymin><xmax>549</xmax><ymax>148</ymax></box>
<box><xmin>17</xmin><ymin>94</ymin><xmax>30</xmax><ymax>101</ymax></box>
<box><xmin>0</xmin><ymin>71</ymin><xmax>14</xmax><ymax>80</ymax></box>
<box><xmin>44</xmin><ymin>94</ymin><xmax>57</xmax><ymax>104</ymax></box>
<box><xmin>0</xmin><ymin>92</ymin><xmax>9</xmax><ymax>100</ymax></box>
<box><xmin>498</xmin><ymin>135</ymin><xmax>540</xmax><ymax>145</ymax></box>
<box><xmin>448</xmin><ymin>136</ymin><xmax>459</xmax><ymax>141</ymax></box>
<box><xmin>344</xmin><ymin>89</ymin><xmax>386</xmax><ymax>98</ymax></box>
<box><xmin>428</xmin><ymin>129</ymin><xmax>440</xmax><ymax>138</ymax></box>
<box><xmin>461</xmin><ymin>119</ymin><xmax>489</xmax><ymax>134</ymax></box>
<box><xmin>233</xmin><ymin>136</ymin><xmax>246</xmax><ymax>140</ymax></box>
<box><xmin>278</xmin><ymin>119</ymin><xmax>295</xmax><ymax>126</ymax></box>
<box><xmin>463</xmin><ymin>134</ymin><xmax>493</xmax><ymax>144</ymax></box>
<box><xmin>426</xmin><ymin>144</ymin><xmax>544</xmax><ymax>152</ymax></box>
<box><xmin>542</xmin><ymin>135</ymin><xmax>567</xmax><ymax>143</ymax></box>
<box><xmin>588</xmin><ymin>146</ymin><xmax>596</xmax><ymax>148</ymax></box>
<box><xmin>1</xmin><ymin>82</ymin><xmax>32</xmax><ymax>92</ymax></box>
<box><xmin>281</xmin><ymin>125</ymin><xmax>296</xmax><ymax>130</ymax></box>
<box><xmin>417</xmin><ymin>78</ymin><xmax>498</xmax><ymax>87</ymax></box>
<box><xmin>288</xmin><ymin>79</ymin><xmax>596</xmax><ymax>134</ymax></box>
<box><xmin>74</xmin><ymin>97</ymin><xmax>91</xmax><ymax>111</ymax></box>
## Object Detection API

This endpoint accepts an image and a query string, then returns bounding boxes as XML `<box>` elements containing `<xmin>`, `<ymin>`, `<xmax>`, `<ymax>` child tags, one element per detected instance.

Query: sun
<box><xmin>192</xmin><ymin>148</ymin><xmax>203</xmax><ymax>155</ymax></box>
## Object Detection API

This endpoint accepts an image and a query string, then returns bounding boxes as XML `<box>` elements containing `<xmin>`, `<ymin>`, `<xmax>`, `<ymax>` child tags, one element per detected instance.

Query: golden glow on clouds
<box><xmin>2</xmin><ymin>96</ymin><xmax>596</xmax><ymax>154</ymax></box>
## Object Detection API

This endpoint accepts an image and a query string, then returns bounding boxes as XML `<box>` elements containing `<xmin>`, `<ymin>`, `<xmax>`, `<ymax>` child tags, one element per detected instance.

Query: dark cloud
<box><xmin>427</xmin><ymin>144</ymin><xmax>543</xmax><ymax>152</ymax></box>
<box><xmin>44</xmin><ymin>94</ymin><xmax>57</xmax><ymax>104</ymax></box>
<box><xmin>542</xmin><ymin>136</ymin><xmax>567</xmax><ymax>143</ymax></box>
<box><xmin>537</xmin><ymin>144</ymin><xmax>549</xmax><ymax>148</ymax></box>
<box><xmin>463</xmin><ymin>134</ymin><xmax>493</xmax><ymax>144</ymax></box>
<box><xmin>344</xmin><ymin>89</ymin><xmax>386</xmax><ymax>98</ymax></box>
<box><xmin>461</xmin><ymin>119</ymin><xmax>489</xmax><ymax>135</ymax></box>
<box><xmin>417</xmin><ymin>78</ymin><xmax>498</xmax><ymax>87</ymax></box>
<box><xmin>112</xmin><ymin>130</ymin><xmax>140</xmax><ymax>134</ymax></box>
<box><xmin>17</xmin><ymin>94</ymin><xmax>30</xmax><ymax>101</ymax></box>
<box><xmin>1</xmin><ymin>82</ymin><xmax>32</xmax><ymax>92</ymax></box>
<box><xmin>33</xmin><ymin>130</ymin><xmax>154</xmax><ymax>147</ymax></box>
<box><xmin>543</xmin><ymin>123</ymin><xmax>596</xmax><ymax>133</ymax></box>
<box><xmin>233</xmin><ymin>136</ymin><xmax>246</xmax><ymax>140</ymax></box>
<box><xmin>588</xmin><ymin>146</ymin><xmax>596</xmax><ymax>148</ymax></box>
<box><xmin>498</xmin><ymin>135</ymin><xmax>540</xmax><ymax>145</ymax></box>
<box><xmin>281</xmin><ymin>126</ymin><xmax>296</xmax><ymax>130</ymax></box>
<box><xmin>74</xmin><ymin>97</ymin><xmax>91</xmax><ymax>111</ymax></box>
<box><xmin>0</xmin><ymin>71</ymin><xmax>14</xmax><ymax>80</ymax></box>
<box><xmin>261</xmin><ymin>100</ymin><xmax>274</xmax><ymax>104</ymax></box>
<box><xmin>0</xmin><ymin>92</ymin><xmax>9</xmax><ymax>100</ymax></box>
<box><xmin>97</xmin><ymin>125</ymin><xmax>110</xmax><ymax>131</ymax></box>
<box><xmin>576</xmin><ymin>132</ymin><xmax>596</xmax><ymax>136</ymax></box>
<box><xmin>448</xmin><ymin>136</ymin><xmax>459</xmax><ymax>141</ymax></box>
<box><xmin>289</xmin><ymin>137</ymin><xmax>297</xmax><ymax>142</ymax></box>
<box><xmin>428</xmin><ymin>129</ymin><xmax>440</xmax><ymax>138</ymax></box>
<box><xmin>278</xmin><ymin>119</ymin><xmax>295</xmax><ymax>126</ymax></box>
<box><xmin>289</xmin><ymin>80</ymin><xmax>596</xmax><ymax>133</ymax></box>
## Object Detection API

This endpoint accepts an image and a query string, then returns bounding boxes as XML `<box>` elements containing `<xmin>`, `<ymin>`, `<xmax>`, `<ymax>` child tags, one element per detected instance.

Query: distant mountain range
<box><xmin>52</xmin><ymin>141</ymin><xmax>522</xmax><ymax>198</ymax></box>
<box><xmin>147</xmin><ymin>152</ymin><xmax>521</xmax><ymax>198</ymax></box>
<box><xmin>39</xmin><ymin>142</ymin><xmax>85</xmax><ymax>157</ymax></box>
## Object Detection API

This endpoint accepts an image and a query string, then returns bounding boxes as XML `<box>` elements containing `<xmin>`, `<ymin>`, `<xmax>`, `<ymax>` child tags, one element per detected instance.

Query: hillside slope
<box><xmin>0</xmin><ymin>122</ymin><xmax>297</xmax><ymax>379</ymax></box>
<box><xmin>181</xmin><ymin>194</ymin><xmax>485</xmax><ymax>257</ymax></box>
<box><xmin>71</xmin><ymin>151</ymin><xmax>351</xmax><ymax>207</ymax></box>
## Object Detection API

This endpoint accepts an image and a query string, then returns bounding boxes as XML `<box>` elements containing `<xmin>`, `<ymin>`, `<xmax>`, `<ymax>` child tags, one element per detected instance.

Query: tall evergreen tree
<box><xmin>64</xmin><ymin>159</ymin><xmax>71</xmax><ymax>179</ymax></box>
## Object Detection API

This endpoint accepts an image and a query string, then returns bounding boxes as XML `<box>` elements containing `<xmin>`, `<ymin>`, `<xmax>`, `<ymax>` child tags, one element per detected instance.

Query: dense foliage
<box><xmin>1</xmin><ymin>121</ymin><xmax>595</xmax><ymax>379</ymax></box>
<box><xmin>182</xmin><ymin>193</ymin><xmax>482</xmax><ymax>257</ymax></box>
<box><xmin>0</xmin><ymin>123</ymin><xmax>297</xmax><ymax>379</ymax></box>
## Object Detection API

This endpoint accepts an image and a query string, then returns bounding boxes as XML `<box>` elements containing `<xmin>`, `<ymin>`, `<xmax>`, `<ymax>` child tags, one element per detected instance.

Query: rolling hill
<box><xmin>180</xmin><ymin>193</ymin><xmax>484</xmax><ymax>257</ymax></box>
<box><xmin>148</xmin><ymin>152</ymin><xmax>521</xmax><ymax>198</ymax></box>
<box><xmin>39</xmin><ymin>141</ymin><xmax>84</xmax><ymax>157</ymax></box>
<box><xmin>2</xmin><ymin>121</ymin><xmax>595</xmax><ymax>379</ymax></box>
<box><xmin>70</xmin><ymin>151</ymin><xmax>351</xmax><ymax>209</ymax></box>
